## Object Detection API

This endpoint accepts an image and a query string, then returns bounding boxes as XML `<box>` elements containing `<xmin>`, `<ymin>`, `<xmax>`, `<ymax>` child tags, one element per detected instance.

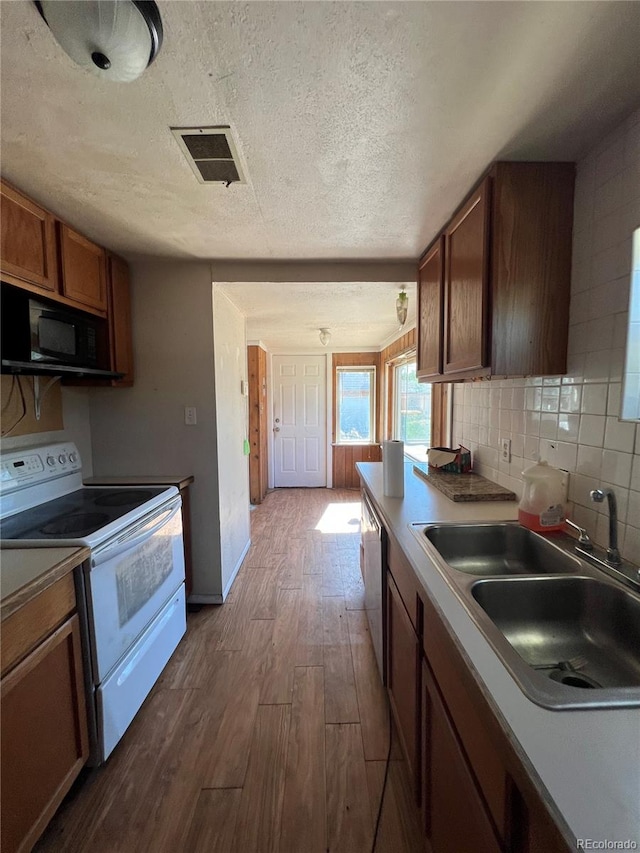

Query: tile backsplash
<box><xmin>452</xmin><ymin>107</ymin><xmax>640</xmax><ymax>564</ymax></box>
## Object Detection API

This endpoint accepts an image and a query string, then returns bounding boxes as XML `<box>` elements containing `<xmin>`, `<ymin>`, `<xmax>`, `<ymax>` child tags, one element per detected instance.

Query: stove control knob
<box><xmin>68</xmin><ymin>452</ymin><xmax>78</xmax><ymax>464</ymax></box>
<box><xmin>58</xmin><ymin>454</ymin><xmax>67</xmax><ymax>464</ymax></box>
<box><xmin>46</xmin><ymin>456</ymin><xmax>56</xmax><ymax>466</ymax></box>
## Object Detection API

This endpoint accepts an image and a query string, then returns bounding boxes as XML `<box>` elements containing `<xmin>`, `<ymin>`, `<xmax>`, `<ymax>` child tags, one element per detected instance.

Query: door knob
<box><xmin>274</xmin><ymin>427</ymin><xmax>280</xmax><ymax>432</ymax></box>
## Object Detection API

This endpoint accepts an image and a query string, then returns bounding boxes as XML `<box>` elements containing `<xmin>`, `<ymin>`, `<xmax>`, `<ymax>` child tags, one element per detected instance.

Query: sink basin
<box><xmin>472</xmin><ymin>576</ymin><xmax>640</xmax><ymax>697</ymax></box>
<box><xmin>418</xmin><ymin>523</ymin><xmax>581</xmax><ymax>576</ymax></box>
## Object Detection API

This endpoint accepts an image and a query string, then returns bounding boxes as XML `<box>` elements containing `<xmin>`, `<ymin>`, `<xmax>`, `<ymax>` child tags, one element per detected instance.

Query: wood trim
<box><xmin>380</xmin><ymin>328</ymin><xmax>416</xmax><ymax>365</ymax></box>
<box><xmin>430</xmin><ymin>383</ymin><xmax>450</xmax><ymax>448</ymax></box>
<box><xmin>248</xmin><ymin>345</ymin><xmax>268</xmax><ymax>504</ymax></box>
<box><xmin>332</xmin><ymin>352</ymin><xmax>382</xmax><ymax>444</ymax></box>
<box><xmin>381</xmin><ymin>329</ymin><xmax>416</xmax><ymax>442</ymax></box>
<box><xmin>107</xmin><ymin>253</ymin><xmax>134</xmax><ymax>386</ymax></box>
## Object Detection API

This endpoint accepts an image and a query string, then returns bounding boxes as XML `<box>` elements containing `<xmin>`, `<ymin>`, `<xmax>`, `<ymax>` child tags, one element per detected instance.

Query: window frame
<box><xmin>335</xmin><ymin>364</ymin><xmax>377</xmax><ymax>445</ymax></box>
<box><xmin>391</xmin><ymin>355</ymin><xmax>432</xmax><ymax>459</ymax></box>
<box><xmin>383</xmin><ymin>344</ymin><xmax>451</xmax><ymax>450</ymax></box>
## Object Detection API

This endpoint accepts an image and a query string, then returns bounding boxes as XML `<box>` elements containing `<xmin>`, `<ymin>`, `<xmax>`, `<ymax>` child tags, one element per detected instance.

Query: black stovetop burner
<box><xmin>0</xmin><ymin>487</ymin><xmax>168</xmax><ymax>541</ymax></box>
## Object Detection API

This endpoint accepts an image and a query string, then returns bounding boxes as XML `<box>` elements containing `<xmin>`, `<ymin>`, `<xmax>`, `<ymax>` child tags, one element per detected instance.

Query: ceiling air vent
<box><xmin>171</xmin><ymin>126</ymin><xmax>246</xmax><ymax>185</ymax></box>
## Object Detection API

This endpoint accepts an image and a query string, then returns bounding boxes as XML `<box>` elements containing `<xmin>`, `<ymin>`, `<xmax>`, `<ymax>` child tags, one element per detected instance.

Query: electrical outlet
<box><xmin>501</xmin><ymin>438</ymin><xmax>511</xmax><ymax>463</ymax></box>
<box><xmin>184</xmin><ymin>406</ymin><xmax>197</xmax><ymax>425</ymax></box>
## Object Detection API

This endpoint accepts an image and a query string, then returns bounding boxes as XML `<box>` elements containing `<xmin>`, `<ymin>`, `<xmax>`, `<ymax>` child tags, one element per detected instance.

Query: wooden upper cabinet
<box><xmin>0</xmin><ymin>180</ymin><xmax>58</xmax><ymax>293</ymax></box>
<box><xmin>59</xmin><ymin>223</ymin><xmax>107</xmax><ymax>313</ymax></box>
<box><xmin>443</xmin><ymin>177</ymin><xmax>491</xmax><ymax>376</ymax></box>
<box><xmin>107</xmin><ymin>253</ymin><xmax>134</xmax><ymax>385</ymax></box>
<box><xmin>416</xmin><ymin>162</ymin><xmax>574</xmax><ymax>382</ymax></box>
<box><xmin>417</xmin><ymin>236</ymin><xmax>444</xmax><ymax>379</ymax></box>
<box><xmin>490</xmin><ymin>162</ymin><xmax>575</xmax><ymax>377</ymax></box>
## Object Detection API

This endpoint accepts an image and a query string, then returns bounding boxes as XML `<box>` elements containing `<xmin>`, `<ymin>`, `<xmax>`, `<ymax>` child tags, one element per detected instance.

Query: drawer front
<box><xmin>1</xmin><ymin>573</ymin><xmax>76</xmax><ymax>677</ymax></box>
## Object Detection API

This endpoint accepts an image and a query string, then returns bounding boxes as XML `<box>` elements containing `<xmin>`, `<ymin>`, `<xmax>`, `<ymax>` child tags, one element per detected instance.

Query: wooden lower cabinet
<box><xmin>382</xmin><ymin>538</ymin><xmax>572</xmax><ymax>852</ymax></box>
<box><xmin>1</xmin><ymin>613</ymin><xmax>88</xmax><ymax>853</ymax></box>
<box><xmin>386</xmin><ymin>571</ymin><xmax>420</xmax><ymax>801</ymax></box>
<box><xmin>422</xmin><ymin>659</ymin><xmax>501</xmax><ymax>853</ymax></box>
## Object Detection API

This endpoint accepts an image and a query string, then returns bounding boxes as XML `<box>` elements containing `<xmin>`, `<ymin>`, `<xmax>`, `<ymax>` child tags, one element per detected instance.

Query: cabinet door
<box><xmin>59</xmin><ymin>223</ymin><xmax>107</xmax><ymax>312</ymax></box>
<box><xmin>443</xmin><ymin>177</ymin><xmax>490</xmax><ymax>375</ymax></box>
<box><xmin>107</xmin><ymin>253</ymin><xmax>134</xmax><ymax>385</ymax></box>
<box><xmin>387</xmin><ymin>572</ymin><xmax>420</xmax><ymax>801</ymax></box>
<box><xmin>0</xmin><ymin>180</ymin><xmax>58</xmax><ymax>293</ymax></box>
<box><xmin>417</xmin><ymin>237</ymin><xmax>444</xmax><ymax>378</ymax></box>
<box><xmin>422</xmin><ymin>659</ymin><xmax>501</xmax><ymax>853</ymax></box>
<box><xmin>1</xmin><ymin>615</ymin><xmax>89</xmax><ymax>853</ymax></box>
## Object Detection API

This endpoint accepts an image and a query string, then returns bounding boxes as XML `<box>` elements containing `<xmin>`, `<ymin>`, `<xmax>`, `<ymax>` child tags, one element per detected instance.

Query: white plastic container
<box><xmin>518</xmin><ymin>460</ymin><xmax>565</xmax><ymax>532</ymax></box>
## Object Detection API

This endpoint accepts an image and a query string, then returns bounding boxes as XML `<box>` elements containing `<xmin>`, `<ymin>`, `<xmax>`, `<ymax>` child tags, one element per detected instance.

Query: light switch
<box><xmin>185</xmin><ymin>406</ymin><xmax>197</xmax><ymax>425</ymax></box>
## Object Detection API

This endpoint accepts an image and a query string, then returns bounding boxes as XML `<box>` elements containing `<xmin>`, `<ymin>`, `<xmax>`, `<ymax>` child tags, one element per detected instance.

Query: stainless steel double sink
<box><xmin>409</xmin><ymin>522</ymin><xmax>640</xmax><ymax>709</ymax></box>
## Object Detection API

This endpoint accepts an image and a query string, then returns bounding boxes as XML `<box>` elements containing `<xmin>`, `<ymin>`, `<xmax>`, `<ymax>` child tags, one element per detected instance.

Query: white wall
<box><xmin>212</xmin><ymin>287</ymin><xmax>251</xmax><ymax>596</ymax></box>
<box><xmin>88</xmin><ymin>260</ymin><xmax>224</xmax><ymax>599</ymax></box>
<box><xmin>452</xmin><ymin>107</ymin><xmax>640</xmax><ymax>564</ymax></box>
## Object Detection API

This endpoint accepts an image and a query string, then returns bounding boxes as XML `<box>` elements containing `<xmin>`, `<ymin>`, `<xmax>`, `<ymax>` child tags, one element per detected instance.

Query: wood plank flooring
<box><xmin>36</xmin><ymin>488</ymin><xmax>424</xmax><ymax>853</ymax></box>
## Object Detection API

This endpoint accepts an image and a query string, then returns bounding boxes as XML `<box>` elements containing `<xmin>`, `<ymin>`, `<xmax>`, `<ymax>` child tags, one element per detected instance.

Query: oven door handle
<box><xmin>91</xmin><ymin>502</ymin><xmax>182</xmax><ymax>568</ymax></box>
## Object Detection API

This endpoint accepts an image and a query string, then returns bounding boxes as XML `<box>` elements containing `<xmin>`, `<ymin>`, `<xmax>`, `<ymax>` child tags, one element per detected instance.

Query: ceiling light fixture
<box><xmin>319</xmin><ymin>328</ymin><xmax>331</xmax><ymax>347</ymax></box>
<box><xmin>35</xmin><ymin>0</ymin><xmax>163</xmax><ymax>83</ymax></box>
<box><xmin>396</xmin><ymin>287</ymin><xmax>408</xmax><ymax>328</ymax></box>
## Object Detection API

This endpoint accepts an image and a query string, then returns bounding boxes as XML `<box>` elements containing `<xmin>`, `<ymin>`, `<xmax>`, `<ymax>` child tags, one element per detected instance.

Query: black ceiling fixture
<box><xmin>34</xmin><ymin>1</ymin><xmax>163</xmax><ymax>82</ymax></box>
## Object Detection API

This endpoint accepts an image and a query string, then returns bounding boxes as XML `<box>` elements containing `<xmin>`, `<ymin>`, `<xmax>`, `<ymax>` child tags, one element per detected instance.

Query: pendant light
<box><xmin>35</xmin><ymin>1</ymin><xmax>163</xmax><ymax>83</ymax></box>
<box><xmin>319</xmin><ymin>328</ymin><xmax>331</xmax><ymax>347</ymax></box>
<box><xmin>396</xmin><ymin>288</ymin><xmax>408</xmax><ymax>328</ymax></box>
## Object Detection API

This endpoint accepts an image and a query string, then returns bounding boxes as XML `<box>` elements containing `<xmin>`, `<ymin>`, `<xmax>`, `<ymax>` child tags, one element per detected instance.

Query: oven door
<box><xmin>85</xmin><ymin>496</ymin><xmax>185</xmax><ymax>683</ymax></box>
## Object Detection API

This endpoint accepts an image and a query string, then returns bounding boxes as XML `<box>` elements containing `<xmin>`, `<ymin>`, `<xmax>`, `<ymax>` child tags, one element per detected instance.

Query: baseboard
<box><xmin>222</xmin><ymin>538</ymin><xmax>251</xmax><ymax>600</ymax></box>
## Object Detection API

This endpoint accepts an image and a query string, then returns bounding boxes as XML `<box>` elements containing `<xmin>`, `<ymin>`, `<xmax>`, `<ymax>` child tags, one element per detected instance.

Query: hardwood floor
<box><xmin>36</xmin><ymin>488</ymin><xmax>424</xmax><ymax>853</ymax></box>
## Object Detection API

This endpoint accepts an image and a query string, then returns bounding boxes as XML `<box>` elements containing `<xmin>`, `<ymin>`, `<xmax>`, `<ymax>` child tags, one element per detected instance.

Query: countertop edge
<box><xmin>1</xmin><ymin>547</ymin><xmax>90</xmax><ymax>621</ymax></box>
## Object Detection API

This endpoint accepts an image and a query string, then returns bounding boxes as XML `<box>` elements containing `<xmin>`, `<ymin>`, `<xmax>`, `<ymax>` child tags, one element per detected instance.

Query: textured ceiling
<box><xmin>218</xmin><ymin>280</ymin><xmax>417</xmax><ymax>352</ymax></box>
<box><xmin>2</xmin><ymin>1</ymin><xmax>640</xmax><ymax>350</ymax></box>
<box><xmin>1</xmin><ymin>1</ymin><xmax>640</xmax><ymax>263</ymax></box>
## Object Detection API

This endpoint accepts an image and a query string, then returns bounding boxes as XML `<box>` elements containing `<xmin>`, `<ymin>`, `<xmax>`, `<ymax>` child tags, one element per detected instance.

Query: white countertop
<box><xmin>358</xmin><ymin>461</ymin><xmax>640</xmax><ymax>848</ymax></box>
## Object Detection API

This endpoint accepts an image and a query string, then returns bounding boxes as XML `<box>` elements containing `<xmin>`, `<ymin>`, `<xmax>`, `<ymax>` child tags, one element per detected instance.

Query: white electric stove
<box><xmin>0</xmin><ymin>442</ymin><xmax>187</xmax><ymax>763</ymax></box>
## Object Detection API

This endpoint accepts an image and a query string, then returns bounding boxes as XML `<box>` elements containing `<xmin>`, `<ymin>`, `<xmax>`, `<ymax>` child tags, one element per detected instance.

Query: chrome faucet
<box><xmin>590</xmin><ymin>488</ymin><xmax>621</xmax><ymax>566</ymax></box>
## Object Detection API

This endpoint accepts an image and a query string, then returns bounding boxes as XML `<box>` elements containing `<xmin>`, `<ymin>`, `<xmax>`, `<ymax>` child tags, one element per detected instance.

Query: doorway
<box><xmin>272</xmin><ymin>354</ymin><xmax>327</xmax><ymax>487</ymax></box>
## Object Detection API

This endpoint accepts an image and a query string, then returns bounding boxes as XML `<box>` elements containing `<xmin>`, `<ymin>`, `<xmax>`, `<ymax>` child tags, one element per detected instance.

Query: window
<box><xmin>336</xmin><ymin>366</ymin><xmax>376</xmax><ymax>443</ymax></box>
<box><xmin>393</xmin><ymin>359</ymin><xmax>431</xmax><ymax>460</ymax></box>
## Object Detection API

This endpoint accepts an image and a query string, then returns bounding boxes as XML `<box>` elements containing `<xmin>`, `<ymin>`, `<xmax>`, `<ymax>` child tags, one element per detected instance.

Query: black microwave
<box><xmin>1</xmin><ymin>287</ymin><xmax>101</xmax><ymax>370</ymax></box>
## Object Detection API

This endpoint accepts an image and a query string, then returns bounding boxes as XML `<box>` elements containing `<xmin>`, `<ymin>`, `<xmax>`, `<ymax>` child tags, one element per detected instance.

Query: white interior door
<box><xmin>272</xmin><ymin>355</ymin><xmax>326</xmax><ymax>487</ymax></box>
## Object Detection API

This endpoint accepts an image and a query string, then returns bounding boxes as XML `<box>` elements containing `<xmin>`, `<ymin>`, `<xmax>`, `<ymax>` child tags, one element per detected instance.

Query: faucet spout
<box><xmin>590</xmin><ymin>488</ymin><xmax>621</xmax><ymax>565</ymax></box>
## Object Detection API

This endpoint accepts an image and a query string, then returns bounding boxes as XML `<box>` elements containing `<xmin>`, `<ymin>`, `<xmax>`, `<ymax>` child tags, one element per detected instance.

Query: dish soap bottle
<box><xmin>518</xmin><ymin>460</ymin><xmax>565</xmax><ymax>532</ymax></box>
